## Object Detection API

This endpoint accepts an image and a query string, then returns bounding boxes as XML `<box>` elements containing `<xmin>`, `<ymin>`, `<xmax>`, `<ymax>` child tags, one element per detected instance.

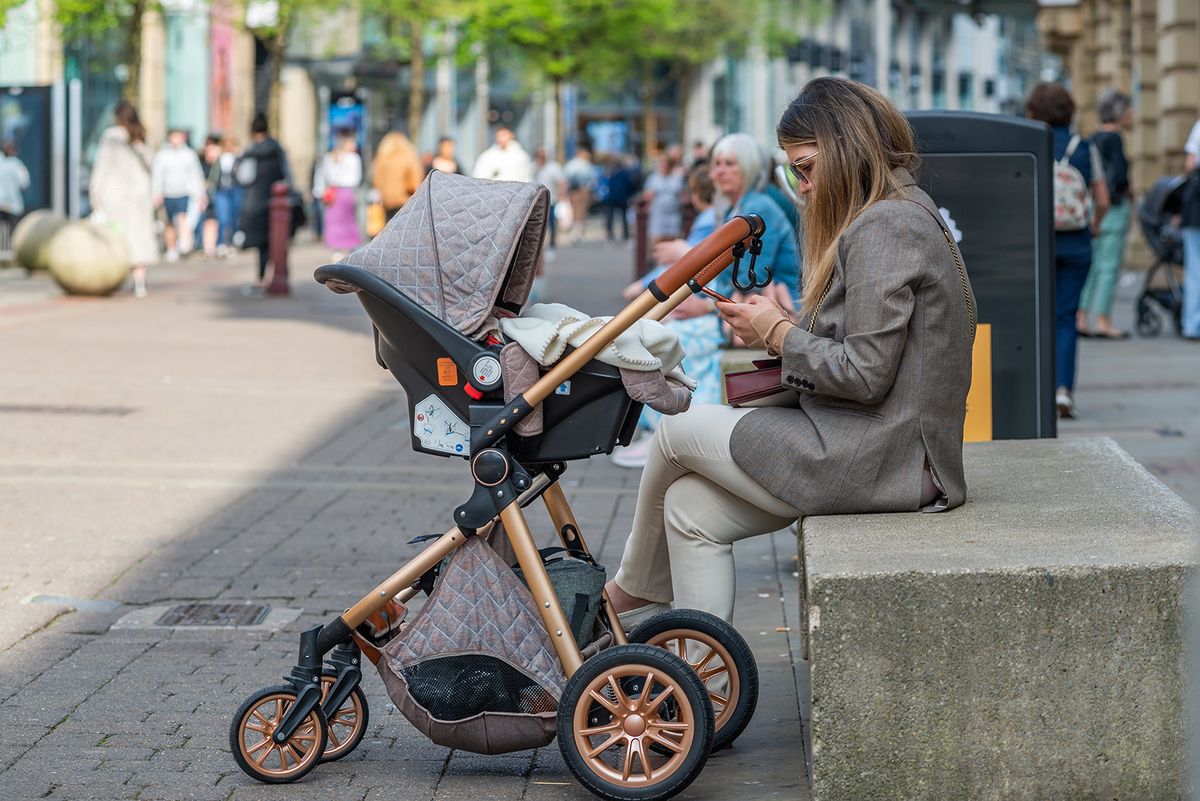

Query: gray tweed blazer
<box><xmin>730</xmin><ymin>169</ymin><xmax>976</xmax><ymax>515</ymax></box>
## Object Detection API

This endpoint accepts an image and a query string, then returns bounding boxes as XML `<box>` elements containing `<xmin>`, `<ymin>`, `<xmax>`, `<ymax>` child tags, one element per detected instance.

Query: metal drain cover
<box><xmin>111</xmin><ymin>602</ymin><xmax>302</xmax><ymax>631</ymax></box>
<box><xmin>156</xmin><ymin>603</ymin><xmax>270</xmax><ymax>627</ymax></box>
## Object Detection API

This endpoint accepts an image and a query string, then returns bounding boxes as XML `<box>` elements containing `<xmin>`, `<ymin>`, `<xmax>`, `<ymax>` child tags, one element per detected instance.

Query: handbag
<box><xmin>366</xmin><ymin>202</ymin><xmax>386</xmax><ymax>237</ymax></box>
<box><xmin>725</xmin><ymin>358</ymin><xmax>795</xmax><ymax>407</ymax></box>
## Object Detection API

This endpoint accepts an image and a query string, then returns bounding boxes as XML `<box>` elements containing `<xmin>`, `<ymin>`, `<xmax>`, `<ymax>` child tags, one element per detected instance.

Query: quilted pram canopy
<box><xmin>341</xmin><ymin>171</ymin><xmax>550</xmax><ymax>339</ymax></box>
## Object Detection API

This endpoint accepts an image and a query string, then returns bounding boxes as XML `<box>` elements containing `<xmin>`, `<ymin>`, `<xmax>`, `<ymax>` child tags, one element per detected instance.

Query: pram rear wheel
<box><xmin>230</xmin><ymin>685</ymin><xmax>328</xmax><ymax>784</ymax></box>
<box><xmin>629</xmin><ymin>609</ymin><xmax>758</xmax><ymax>751</ymax></box>
<box><xmin>319</xmin><ymin>672</ymin><xmax>369</xmax><ymax>762</ymax></box>
<box><xmin>1136</xmin><ymin>296</ymin><xmax>1162</xmax><ymax>337</ymax></box>
<box><xmin>557</xmin><ymin>643</ymin><xmax>714</xmax><ymax>801</ymax></box>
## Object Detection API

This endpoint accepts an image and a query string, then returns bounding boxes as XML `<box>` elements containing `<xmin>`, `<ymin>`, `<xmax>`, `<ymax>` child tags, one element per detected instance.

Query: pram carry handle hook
<box><xmin>649</xmin><ymin>213</ymin><xmax>764</xmax><ymax>299</ymax></box>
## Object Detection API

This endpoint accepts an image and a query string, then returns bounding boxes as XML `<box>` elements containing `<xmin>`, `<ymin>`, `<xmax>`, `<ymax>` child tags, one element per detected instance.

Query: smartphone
<box><xmin>700</xmin><ymin>286</ymin><xmax>734</xmax><ymax>304</ymax></box>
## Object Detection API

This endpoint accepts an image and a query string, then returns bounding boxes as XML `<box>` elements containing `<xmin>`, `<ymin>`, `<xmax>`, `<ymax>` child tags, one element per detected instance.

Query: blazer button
<box><xmin>786</xmin><ymin>376</ymin><xmax>795</xmax><ymax>384</ymax></box>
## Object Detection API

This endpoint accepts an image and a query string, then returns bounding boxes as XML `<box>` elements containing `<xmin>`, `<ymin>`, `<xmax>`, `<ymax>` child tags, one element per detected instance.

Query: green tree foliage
<box><xmin>248</xmin><ymin>0</ymin><xmax>341</xmax><ymax>133</ymax></box>
<box><xmin>49</xmin><ymin>0</ymin><xmax>155</xmax><ymax>103</ymax></box>
<box><xmin>471</xmin><ymin>0</ymin><xmax>653</xmax><ymax>158</ymax></box>
<box><xmin>0</xmin><ymin>0</ymin><xmax>24</xmax><ymax>28</ymax></box>
<box><xmin>620</xmin><ymin>0</ymin><xmax>816</xmax><ymax>155</ymax></box>
<box><xmin>356</xmin><ymin>0</ymin><xmax>470</xmax><ymax>140</ymax></box>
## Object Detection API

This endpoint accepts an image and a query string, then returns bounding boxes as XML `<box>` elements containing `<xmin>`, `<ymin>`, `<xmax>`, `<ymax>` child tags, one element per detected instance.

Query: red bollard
<box><xmin>266</xmin><ymin>181</ymin><xmax>291</xmax><ymax>296</ymax></box>
<box><xmin>634</xmin><ymin>196</ymin><xmax>649</xmax><ymax>279</ymax></box>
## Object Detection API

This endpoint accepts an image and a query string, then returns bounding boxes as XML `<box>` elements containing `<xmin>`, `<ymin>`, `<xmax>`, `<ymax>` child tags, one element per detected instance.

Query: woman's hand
<box><xmin>671</xmin><ymin>294</ymin><xmax>714</xmax><ymax>320</ymax></box>
<box><xmin>762</xmin><ymin>282</ymin><xmax>797</xmax><ymax>314</ymax></box>
<box><xmin>621</xmin><ymin>278</ymin><xmax>644</xmax><ymax>301</ymax></box>
<box><xmin>716</xmin><ymin>294</ymin><xmax>784</xmax><ymax>347</ymax></box>
<box><xmin>651</xmin><ymin>238</ymin><xmax>689</xmax><ymax>266</ymax></box>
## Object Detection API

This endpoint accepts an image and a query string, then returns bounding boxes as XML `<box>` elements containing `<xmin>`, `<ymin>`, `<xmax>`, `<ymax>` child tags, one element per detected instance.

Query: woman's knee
<box><xmin>662</xmin><ymin>475</ymin><xmax>727</xmax><ymax>546</ymax></box>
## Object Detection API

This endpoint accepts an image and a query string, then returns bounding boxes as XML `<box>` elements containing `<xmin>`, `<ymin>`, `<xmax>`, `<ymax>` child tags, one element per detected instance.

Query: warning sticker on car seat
<box><xmin>437</xmin><ymin>358</ymin><xmax>458</xmax><ymax>386</ymax></box>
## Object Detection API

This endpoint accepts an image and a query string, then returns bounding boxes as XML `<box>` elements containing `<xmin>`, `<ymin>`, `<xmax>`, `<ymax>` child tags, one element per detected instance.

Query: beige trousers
<box><xmin>613</xmin><ymin>405</ymin><xmax>801</xmax><ymax>623</ymax></box>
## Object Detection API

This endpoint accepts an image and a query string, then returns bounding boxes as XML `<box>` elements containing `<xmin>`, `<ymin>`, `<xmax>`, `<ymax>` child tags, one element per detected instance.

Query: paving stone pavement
<box><xmin>0</xmin><ymin>240</ymin><xmax>807</xmax><ymax>801</ymax></box>
<box><xmin>1</xmin><ymin>240</ymin><xmax>1195</xmax><ymax>801</ymax></box>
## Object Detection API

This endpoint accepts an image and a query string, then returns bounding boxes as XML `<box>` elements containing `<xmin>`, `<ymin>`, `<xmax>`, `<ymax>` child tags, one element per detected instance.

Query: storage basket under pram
<box><xmin>1135</xmin><ymin>175</ymin><xmax>1187</xmax><ymax>337</ymax></box>
<box><xmin>228</xmin><ymin>171</ymin><xmax>767</xmax><ymax>801</ymax></box>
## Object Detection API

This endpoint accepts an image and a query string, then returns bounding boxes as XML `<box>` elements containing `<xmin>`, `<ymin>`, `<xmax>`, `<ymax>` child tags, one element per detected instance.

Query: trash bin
<box><xmin>907</xmin><ymin>111</ymin><xmax>1055</xmax><ymax>440</ymax></box>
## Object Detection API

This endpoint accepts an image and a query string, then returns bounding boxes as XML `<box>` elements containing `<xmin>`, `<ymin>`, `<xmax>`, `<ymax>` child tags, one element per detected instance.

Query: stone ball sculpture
<box><xmin>45</xmin><ymin>221</ymin><xmax>131</xmax><ymax>296</ymax></box>
<box><xmin>12</xmin><ymin>210</ymin><xmax>68</xmax><ymax>272</ymax></box>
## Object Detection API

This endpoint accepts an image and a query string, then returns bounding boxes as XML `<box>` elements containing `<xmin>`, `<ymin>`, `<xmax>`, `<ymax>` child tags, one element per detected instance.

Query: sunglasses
<box><xmin>789</xmin><ymin>151</ymin><xmax>819</xmax><ymax>186</ymax></box>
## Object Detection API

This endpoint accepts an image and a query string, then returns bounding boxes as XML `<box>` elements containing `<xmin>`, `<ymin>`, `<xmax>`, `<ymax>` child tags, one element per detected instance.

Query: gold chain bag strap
<box><xmin>806</xmin><ymin>199</ymin><xmax>976</xmax><ymax>341</ymax></box>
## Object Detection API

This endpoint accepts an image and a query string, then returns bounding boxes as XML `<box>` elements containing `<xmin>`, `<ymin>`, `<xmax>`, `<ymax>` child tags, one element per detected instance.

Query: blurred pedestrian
<box><xmin>197</xmin><ymin>134</ymin><xmax>223</xmax><ymax>257</ymax></box>
<box><xmin>152</xmin><ymin>128</ymin><xmax>206</xmax><ymax>261</ymax></box>
<box><xmin>689</xmin><ymin>140</ymin><xmax>709</xmax><ymax>168</ymax></box>
<box><xmin>430</xmin><ymin>136</ymin><xmax>461</xmax><ymax>175</ymax></box>
<box><xmin>1078</xmin><ymin>89</ymin><xmax>1135</xmax><ymax>340</ymax></box>
<box><xmin>209</xmin><ymin>135</ymin><xmax>243</xmax><ymax>257</ymax></box>
<box><xmin>473</xmin><ymin>127</ymin><xmax>532</xmax><ymax>183</ymax></box>
<box><xmin>641</xmin><ymin>150</ymin><xmax>685</xmax><ymax>243</ymax></box>
<box><xmin>236</xmin><ymin>114</ymin><xmax>294</xmax><ymax>288</ymax></box>
<box><xmin>707</xmin><ymin>132</ymin><xmax>801</xmax><ymax>307</ymax></box>
<box><xmin>1181</xmin><ymin>117</ymin><xmax>1200</xmax><ymax>341</ymax></box>
<box><xmin>372</xmin><ymin>130</ymin><xmax>423</xmax><ymax>222</ymax></box>
<box><xmin>314</xmin><ymin>128</ymin><xmax>362</xmax><ymax>258</ymax></box>
<box><xmin>90</xmin><ymin>101</ymin><xmax>158</xmax><ymax>297</ymax></box>
<box><xmin>0</xmin><ymin>139</ymin><xmax>30</xmax><ymax>221</ymax></box>
<box><xmin>534</xmin><ymin>146</ymin><xmax>566</xmax><ymax>253</ymax></box>
<box><xmin>1025</xmin><ymin>82</ymin><xmax>1110</xmax><ymax>418</ymax></box>
<box><xmin>602</xmin><ymin>156</ymin><xmax>639</xmax><ymax>244</ymax></box>
<box><xmin>564</xmin><ymin>144</ymin><xmax>596</xmax><ymax>243</ymax></box>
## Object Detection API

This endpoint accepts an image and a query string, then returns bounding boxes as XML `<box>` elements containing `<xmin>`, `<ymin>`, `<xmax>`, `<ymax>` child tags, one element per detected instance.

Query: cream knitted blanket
<box><xmin>498</xmin><ymin>302</ymin><xmax>697</xmax><ymax>390</ymax></box>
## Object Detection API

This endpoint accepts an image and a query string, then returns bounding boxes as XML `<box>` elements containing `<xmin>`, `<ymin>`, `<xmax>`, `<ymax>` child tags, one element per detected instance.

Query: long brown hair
<box><xmin>776</xmin><ymin>78</ymin><xmax>917</xmax><ymax>314</ymax></box>
<box><xmin>114</xmin><ymin>100</ymin><xmax>145</xmax><ymax>144</ymax></box>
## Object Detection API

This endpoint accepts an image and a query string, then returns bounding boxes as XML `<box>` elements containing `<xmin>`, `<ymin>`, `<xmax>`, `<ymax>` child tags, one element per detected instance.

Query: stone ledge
<box><xmin>800</xmin><ymin>437</ymin><xmax>1199</xmax><ymax>801</ymax></box>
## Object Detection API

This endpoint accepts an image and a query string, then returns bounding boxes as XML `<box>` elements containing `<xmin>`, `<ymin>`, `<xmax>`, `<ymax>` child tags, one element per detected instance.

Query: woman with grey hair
<box><xmin>1078</xmin><ymin>89</ymin><xmax>1134</xmax><ymax>339</ymax></box>
<box><xmin>708</xmin><ymin>132</ymin><xmax>801</xmax><ymax>304</ymax></box>
<box><xmin>648</xmin><ymin>132</ymin><xmax>801</xmax><ymax>306</ymax></box>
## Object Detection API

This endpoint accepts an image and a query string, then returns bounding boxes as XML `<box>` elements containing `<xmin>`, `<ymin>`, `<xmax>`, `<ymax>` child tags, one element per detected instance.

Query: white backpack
<box><xmin>1053</xmin><ymin>135</ymin><xmax>1090</xmax><ymax>231</ymax></box>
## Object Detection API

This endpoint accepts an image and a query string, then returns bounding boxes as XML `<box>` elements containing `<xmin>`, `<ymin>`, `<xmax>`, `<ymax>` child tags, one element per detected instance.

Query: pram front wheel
<box><xmin>229</xmin><ymin>685</ymin><xmax>328</xmax><ymax>784</ymax></box>
<box><xmin>557</xmin><ymin>643</ymin><xmax>714</xmax><ymax>801</ymax></box>
<box><xmin>629</xmin><ymin>609</ymin><xmax>758</xmax><ymax>751</ymax></box>
<box><xmin>318</xmin><ymin>671</ymin><xmax>369</xmax><ymax>762</ymax></box>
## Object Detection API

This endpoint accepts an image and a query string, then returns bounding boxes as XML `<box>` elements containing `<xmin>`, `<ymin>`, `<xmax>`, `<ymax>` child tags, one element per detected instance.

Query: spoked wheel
<box><xmin>557</xmin><ymin>644</ymin><xmax>713</xmax><ymax>801</ymax></box>
<box><xmin>319</xmin><ymin>671</ymin><xmax>369</xmax><ymax>762</ymax></box>
<box><xmin>630</xmin><ymin>609</ymin><xmax>759</xmax><ymax>751</ymax></box>
<box><xmin>230</xmin><ymin>685</ymin><xmax>328</xmax><ymax>784</ymax></box>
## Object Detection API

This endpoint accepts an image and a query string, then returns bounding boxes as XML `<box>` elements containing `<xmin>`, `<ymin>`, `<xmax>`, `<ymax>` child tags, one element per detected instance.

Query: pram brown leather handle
<box><xmin>647</xmin><ymin>214</ymin><xmax>764</xmax><ymax>300</ymax></box>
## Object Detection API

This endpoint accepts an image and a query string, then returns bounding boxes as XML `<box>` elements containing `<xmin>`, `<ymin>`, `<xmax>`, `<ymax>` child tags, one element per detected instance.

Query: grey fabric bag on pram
<box><xmin>374</xmin><ymin>536</ymin><xmax>565</xmax><ymax>754</ymax></box>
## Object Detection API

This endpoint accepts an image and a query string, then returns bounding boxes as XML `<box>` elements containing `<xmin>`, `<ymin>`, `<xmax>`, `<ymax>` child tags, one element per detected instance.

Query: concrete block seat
<box><xmin>799</xmin><ymin>437</ymin><xmax>1199</xmax><ymax>801</ymax></box>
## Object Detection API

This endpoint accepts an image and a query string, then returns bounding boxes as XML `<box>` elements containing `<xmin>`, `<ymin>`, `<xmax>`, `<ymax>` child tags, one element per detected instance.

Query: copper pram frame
<box><xmin>329</xmin><ymin>212</ymin><xmax>764</xmax><ymax>673</ymax></box>
<box><xmin>230</xmin><ymin>212</ymin><xmax>766</xmax><ymax>794</ymax></box>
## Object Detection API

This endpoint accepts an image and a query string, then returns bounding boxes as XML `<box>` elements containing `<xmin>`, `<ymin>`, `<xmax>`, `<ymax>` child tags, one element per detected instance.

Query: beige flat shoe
<box><xmin>616</xmin><ymin>602</ymin><xmax>671</xmax><ymax>631</ymax></box>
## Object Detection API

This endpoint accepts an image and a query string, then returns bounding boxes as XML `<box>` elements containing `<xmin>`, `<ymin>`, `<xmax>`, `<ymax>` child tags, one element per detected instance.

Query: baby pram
<box><xmin>1134</xmin><ymin>175</ymin><xmax>1187</xmax><ymax>337</ymax></box>
<box><xmin>228</xmin><ymin>171</ymin><xmax>770</xmax><ymax>800</ymax></box>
